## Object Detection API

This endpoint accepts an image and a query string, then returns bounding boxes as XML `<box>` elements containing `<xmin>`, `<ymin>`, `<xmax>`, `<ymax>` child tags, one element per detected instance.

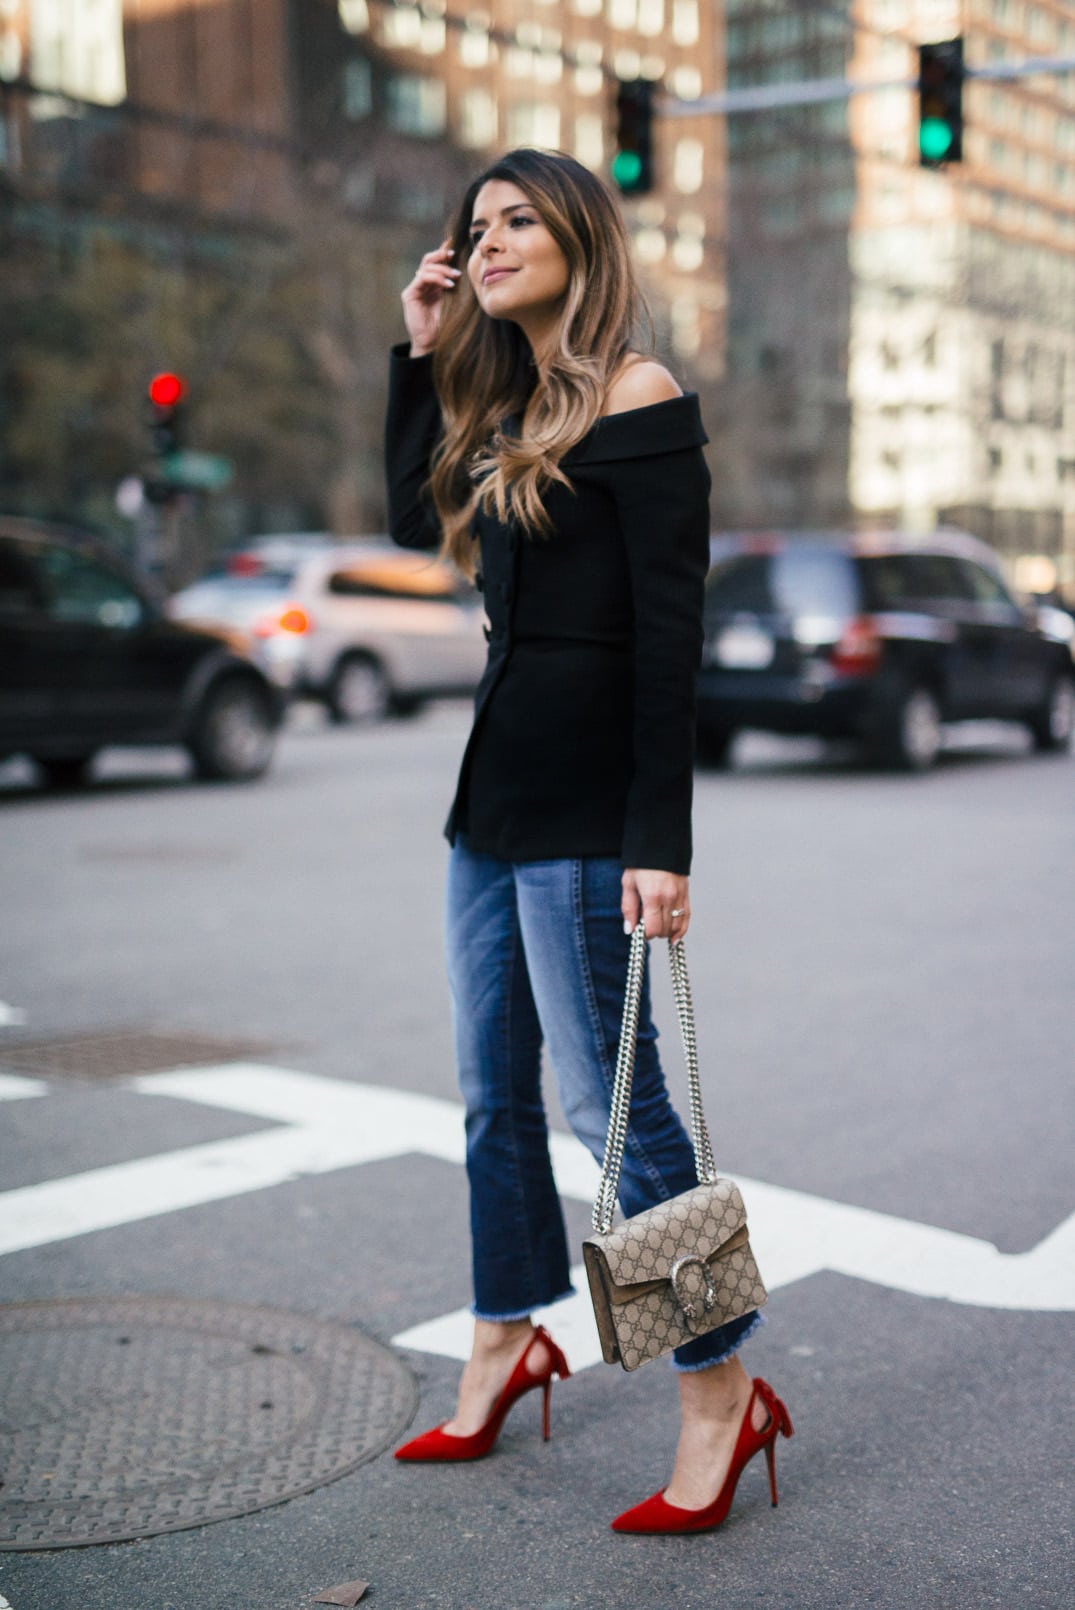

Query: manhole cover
<box><xmin>0</xmin><ymin>1296</ymin><xmax>418</xmax><ymax>1549</ymax></box>
<box><xmin>0</xmin><ymin>1031</ymin><xmax>279</xmax><ymax>1081</ymax></box>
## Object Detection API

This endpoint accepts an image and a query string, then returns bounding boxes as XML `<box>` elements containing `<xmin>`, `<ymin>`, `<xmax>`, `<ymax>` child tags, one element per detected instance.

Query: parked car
<box><xmin>169</xmin><ymin>538</ymin><xmax>486</xmax><ymax>723</ymax></box>
<box><xmin>697</xmin><ymin>529</ymin><xmax>1075</xmax><ymax>771</ymax></box>
<box><xmin>0</xmin><ymin>518</ymin><xmax>284</xmax><ymax>787</ymax></box>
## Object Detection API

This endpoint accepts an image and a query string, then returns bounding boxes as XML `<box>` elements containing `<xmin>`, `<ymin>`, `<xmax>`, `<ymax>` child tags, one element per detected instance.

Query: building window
<box><xmin>506</xmin><ymin>101</ymin><xmax>560</xmax><ymax>147</ymax></box>
<box><xmin>634</xmin><ymin>226</ymin><xmax>667</xmax><ymax>265</ymax></box>
<box><xmin>673</xmin><ymin>137</ymin><xmax>704</xmax><ymax>193</ymax></box>
<box><xmin>460</xmin><ymin>87</ymin><xmax>497</xmax><ymax>148</ymax></box>
<box><xmin>817</xmin><ymin>187</ymin><xmax>855</xmax><ymax>224</ymax></box>
<box><xmin>671</xmin><ymin>296</ymin><xmax>701</xmax><ymax>358</ymax></box>
<box><xmin>535</xmin><ymin>47</ymin><xmax>563</xmax><ymax>85</ymax></box>
<box><xmin>673</xmin><ymin>212</ymin><xmax>705</xmax><ymax>271</ymax></box>
<box><xmin>575</xmin><ymin>112</ymin><xmax>603</xmax><ymax>167</ymax></box>
<box><xmin>419</xmin><ymin>16</ymin><xmax>447</xmax><ymax>55</ymax></box>
<box><xmin>381</xmin><ymin>5</ymin><xmax>422</xmax><ymax>49</ymax></box>
<box><xmin>342</xmin><ymin>58</ymin><xmax>372</xmax><ymax>119</ymax></box>
<box><xmin>338</xmin><ymin>0</ymin><xmax>369</xmax><ymax>34</ymax></box>
<box><xmin>672</xmin><ymin>0</ymin><xmax>699</xmax><ymax>47</ymax></box>
<box><xmin>386</xmin><ymin>73</ymin><xmax>447</xmax><ymax>136</ymax></box>
<box><xmin>637</xmin><ymin>0</ymin><xmax>664</xmax><ymax>36</ymax></box>
<box><xmin>30</xmin><ymin>0</ymin><xmax>126</xmax><ymax>105</ymax></box>
<box><xmin>0</xmin><ymin>24</ymin><xmax>23</xmax><ymax>83</ymax></box>
<box><xmin>763</xmin><ymin>196</ymin><xmax>799</xmax><ymax>234</ymax></box>
<box><xmin>460</xmin><ymin>21</ymin><xmax>492</xmax><ymax>69</ymax></box>
<box><xmin>671</xmin><ymin>66</ymin><xmax>702</xmax><ymax>100</ymax></box>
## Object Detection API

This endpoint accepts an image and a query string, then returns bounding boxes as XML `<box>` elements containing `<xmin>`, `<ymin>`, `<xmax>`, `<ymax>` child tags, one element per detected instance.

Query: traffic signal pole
<box><xmin>657</xmin><ymin>52</ymin><xmax>1075</xmax><ymax>120</ymax></box>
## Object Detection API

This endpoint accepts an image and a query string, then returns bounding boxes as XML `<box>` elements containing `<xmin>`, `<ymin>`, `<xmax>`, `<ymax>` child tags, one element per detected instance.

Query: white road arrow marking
<box><xmin>0</xmin><ymin>1065</ymin><xmax>1070</xmax><ymax>1374</ymax></box>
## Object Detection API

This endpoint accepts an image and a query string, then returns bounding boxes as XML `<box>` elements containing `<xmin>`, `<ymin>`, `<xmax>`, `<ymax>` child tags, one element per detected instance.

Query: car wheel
<box><xmin>329</xmin><ymin>655</ymin><xmax>391</xmax><ymax>724</ymax></box>
<box><xmin>188</xmin><ymin>676</ymin><xmax>276</xmax><ymax>781</ymax></box>
<box><xmin>35</xmin><ymin>753</ymin><xmax>96</xmax><ymax>789</ymax></box>
<box><xmin>1028</xmin><ymin>673</ymin><xmax>1075</xmax><ymax>752</ymax></box>
<box><xmin>873</xmin><ymin>684</ymin><xmax>942</xmax><ymax>772</ymax></box>
<box><xmin>696</xmin><ymin>724</ymin><xmax>735</xmax><ymax>768</ymax></box>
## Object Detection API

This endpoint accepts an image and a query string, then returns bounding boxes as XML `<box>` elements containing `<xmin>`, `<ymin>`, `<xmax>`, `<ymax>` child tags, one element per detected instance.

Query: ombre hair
<box><xmin>430</xmin><ymin>148</ymin><xmax>649</xmax><ymax>572</ymax></box>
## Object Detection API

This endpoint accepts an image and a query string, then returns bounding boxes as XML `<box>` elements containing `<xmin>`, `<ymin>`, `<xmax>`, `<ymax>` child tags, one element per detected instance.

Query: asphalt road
<box><xmin>1</xmin><ymin>709</ymin><xmax>1072</xmax><ymax>1610</ymax></box>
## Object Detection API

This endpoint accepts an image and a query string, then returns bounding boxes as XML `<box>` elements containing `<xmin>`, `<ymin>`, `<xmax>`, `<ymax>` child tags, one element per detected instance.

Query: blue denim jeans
<box><xmin>445</xmin><ymin>839</ymin><xmax>761</xmax><ymax>1371</ymax></box>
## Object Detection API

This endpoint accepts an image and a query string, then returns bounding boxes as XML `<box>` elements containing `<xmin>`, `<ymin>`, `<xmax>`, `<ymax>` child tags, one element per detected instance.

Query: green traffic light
<box><xmin>919</xmin><ymin>116</ymin><xmax>953</xmax><ymax>162</ymax></box>
<box><xmin>611</xmin><ymin>150</ymin><xmax>643</xmax><ymax>190</ymax></box>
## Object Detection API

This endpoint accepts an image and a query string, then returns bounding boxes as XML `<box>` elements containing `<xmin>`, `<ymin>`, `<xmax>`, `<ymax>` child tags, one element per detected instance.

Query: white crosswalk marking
<box><xmin>0</xmin><ymin>1065</ymin><xmax>1071</xmax><ymax>1374</ymax></box>
<box><xmin>0</xmin><ymin>1073</ymin><xmax>45</xmax><ymax>1102</ymax></box>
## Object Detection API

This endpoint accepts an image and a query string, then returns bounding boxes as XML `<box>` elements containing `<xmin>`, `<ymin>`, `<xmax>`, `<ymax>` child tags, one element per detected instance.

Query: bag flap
<box><xmin>586</xmin><ymin>1179</ymin><xmax>748</xmax><ymax>1289</ymax></box>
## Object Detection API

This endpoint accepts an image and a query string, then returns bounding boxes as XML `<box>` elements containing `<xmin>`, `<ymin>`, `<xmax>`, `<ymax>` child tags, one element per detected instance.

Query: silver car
<box><xmin>169</xmin><ymin>537</ymin><xmax>487</xmax><ymax>722</ymax></box>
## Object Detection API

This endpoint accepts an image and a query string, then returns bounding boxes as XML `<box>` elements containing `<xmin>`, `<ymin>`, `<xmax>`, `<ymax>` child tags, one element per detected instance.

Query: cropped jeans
<box><xmin>445</xmin><ymin>839</ymin><xmax>761</xmax><ymax>1372</ymax></box>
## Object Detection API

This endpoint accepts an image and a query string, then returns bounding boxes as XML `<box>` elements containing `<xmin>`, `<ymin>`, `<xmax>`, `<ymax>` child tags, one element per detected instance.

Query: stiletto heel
<box><xmin>395</xmin><ymin>1324</ymin><xmax>571</xmax><ymax>1463</ymax></box>
<box><xmin>611</xmin><ymin>1377</ymin><xmax>793</xmax><ymax>1534</ymax></box>
<box><xmin>764</xmin><ymin>1436</ymin><xmax>778</xmax><ymax>1506</ymax></box>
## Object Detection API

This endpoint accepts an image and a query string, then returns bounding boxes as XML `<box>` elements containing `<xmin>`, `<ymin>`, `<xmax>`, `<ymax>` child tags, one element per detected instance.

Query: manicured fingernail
<box><xmin>623</xmin><ymin>921</ymin><xmax>633</xmax><ymax>935</ymax></box>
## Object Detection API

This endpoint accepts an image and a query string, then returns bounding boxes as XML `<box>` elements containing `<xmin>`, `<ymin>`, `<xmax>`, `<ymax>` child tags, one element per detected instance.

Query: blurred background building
<box><xmin>714</xmin><ymin>0</ymin><xmax>1075</xmax><ymax>603</ymax></box>
<box><xmin>0</xmin><ymin>0</ymin><xmax>1072</xmax><ymax>601</ymax></box>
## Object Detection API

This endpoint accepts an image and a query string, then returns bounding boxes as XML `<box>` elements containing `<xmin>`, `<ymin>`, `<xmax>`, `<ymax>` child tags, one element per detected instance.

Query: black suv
<box><xmin>697</xmin><ymin>530</ymin><xmax>1075</xmax><ymax>770</ymax></box>
<box><xmin>0</xmin><ymin>519</ymin><xmax>284</xmax><ymax>787</ymax></box>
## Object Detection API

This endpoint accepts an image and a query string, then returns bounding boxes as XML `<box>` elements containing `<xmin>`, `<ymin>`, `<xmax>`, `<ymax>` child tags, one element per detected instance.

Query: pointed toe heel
<box><xmin>611</xmin><ymin>1377</ymin><xmax>793</xmax><ymax>1535</ymax></box>
<box><xmin>395</xmin><ymin>1324</ymin><xmax>571</xmax><ymax>1464</ymax></box>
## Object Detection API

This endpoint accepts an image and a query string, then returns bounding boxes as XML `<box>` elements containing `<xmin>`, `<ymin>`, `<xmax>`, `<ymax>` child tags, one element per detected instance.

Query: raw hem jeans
<box><xmin>446</xmin><ymin>839</ymin><xmax>761</xmax><ymax>1372</ymax></box>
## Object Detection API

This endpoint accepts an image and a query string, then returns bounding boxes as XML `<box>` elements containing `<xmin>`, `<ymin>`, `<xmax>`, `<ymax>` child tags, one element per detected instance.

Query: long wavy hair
<box><xmin>430</xmin><ymin>149</ymin><xmax>649</xmax><ymax>572</ymax></box>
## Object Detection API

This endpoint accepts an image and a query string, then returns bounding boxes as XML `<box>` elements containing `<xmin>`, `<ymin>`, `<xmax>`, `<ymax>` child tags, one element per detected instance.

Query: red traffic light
<box><xmin>148</xmin><ymin>372</ymin><xmax>185</xmax><ymax>407</ymax></box>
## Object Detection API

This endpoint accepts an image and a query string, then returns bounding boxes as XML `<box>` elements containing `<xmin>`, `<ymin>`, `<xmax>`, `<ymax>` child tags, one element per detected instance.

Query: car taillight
<box><xmin>253</xmin><ymin>605</ymin><xmax>312</xmax><ymax>638</ymax></box>
<box><xmin>829</xmin><ymin>616</ymin><xmax>882</xmax><ymax>676</ymax></box>
<box><xmin>278</xmin><ymin>606</ymin><xmax>311</xmax><ymax>634</ymax></box>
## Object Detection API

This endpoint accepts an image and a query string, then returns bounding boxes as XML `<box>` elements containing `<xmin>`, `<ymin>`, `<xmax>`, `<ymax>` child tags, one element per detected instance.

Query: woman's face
<box><xmin>466</xmin><ymin>179</ymin><xmax>571</xmax><ymax>346</ymax></box>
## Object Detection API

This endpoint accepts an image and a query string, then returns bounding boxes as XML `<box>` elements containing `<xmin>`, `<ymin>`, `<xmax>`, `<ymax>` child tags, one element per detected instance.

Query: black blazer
<box><xmin>384</xmin><ymin>345</ymin><xmax>710</xmax><ymax>874</ymax></box>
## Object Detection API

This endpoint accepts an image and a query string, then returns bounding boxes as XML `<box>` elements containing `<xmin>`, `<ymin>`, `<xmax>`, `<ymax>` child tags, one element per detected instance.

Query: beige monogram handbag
<box><xmin>583</xmin><ymin>925</ymin><xmax>767</xmax><ymax>1371</ymax></box>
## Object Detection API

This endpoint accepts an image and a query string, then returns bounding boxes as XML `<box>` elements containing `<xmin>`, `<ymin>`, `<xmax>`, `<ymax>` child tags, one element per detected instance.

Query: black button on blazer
<box><xmin>384</xmin><ymin>345</ymin><xmax>710</xmax><ymax>875</ymax></box>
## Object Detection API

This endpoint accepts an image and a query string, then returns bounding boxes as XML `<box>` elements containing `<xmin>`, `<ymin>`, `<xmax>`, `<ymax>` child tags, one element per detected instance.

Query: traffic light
<box><xmin>612</xmin><ymin>79</ymin><xmax>654</xmax><ymax>195</ymax></box>
<box><xmin>918</xmin><ymin>38</ymin><xmax>964</xmax><ymax>167</ymax></box>
<box><xmin>147</xmin><ymin>371</ymin><xmax>186</xmax><ymax>459</ymax></box>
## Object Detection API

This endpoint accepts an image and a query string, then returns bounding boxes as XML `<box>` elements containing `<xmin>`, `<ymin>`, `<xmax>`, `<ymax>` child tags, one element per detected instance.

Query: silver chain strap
<box><xmin>592</xmin><ymin>923</ymin><xmax>718</xmax><ymax>1234</ymax></box>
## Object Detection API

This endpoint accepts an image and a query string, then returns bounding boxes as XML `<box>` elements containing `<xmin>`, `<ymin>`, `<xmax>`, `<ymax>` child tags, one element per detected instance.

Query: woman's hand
<box><xmin>401</xmin><ymin>240</ymin><xmax>462</xmax><ymax>357</ymax></box>
<box><xmin>622</xmin><ymin>869</ymin><xmax>690</xmax><ymax>942</ymax></box>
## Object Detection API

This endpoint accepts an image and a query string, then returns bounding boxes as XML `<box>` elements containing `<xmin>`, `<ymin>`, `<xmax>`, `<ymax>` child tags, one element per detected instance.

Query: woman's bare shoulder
<box><xmin>602</xmin><ymin>358</ymin><xmax>683</xmax><ymax>417</ymax></box>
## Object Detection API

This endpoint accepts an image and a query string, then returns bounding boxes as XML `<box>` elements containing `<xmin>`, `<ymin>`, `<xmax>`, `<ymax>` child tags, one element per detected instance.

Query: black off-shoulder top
<box><xmin>384</xmin><ymin>345</ymin><xmax>710</xmax><ymax>873</ymax></box>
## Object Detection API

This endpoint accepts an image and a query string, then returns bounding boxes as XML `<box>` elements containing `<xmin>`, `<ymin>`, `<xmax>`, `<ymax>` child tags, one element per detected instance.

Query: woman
<box><xmin>385</xmin><ymin>148</ymin><xmax>791</xmax><ymax>1534</ymax></box>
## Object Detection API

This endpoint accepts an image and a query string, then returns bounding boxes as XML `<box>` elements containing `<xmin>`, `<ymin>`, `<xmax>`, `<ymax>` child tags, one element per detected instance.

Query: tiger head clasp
<box><xmin>670</xmin><ymin>1253</ymin><xmax>718</xmax><ymax>1324</ymax></box>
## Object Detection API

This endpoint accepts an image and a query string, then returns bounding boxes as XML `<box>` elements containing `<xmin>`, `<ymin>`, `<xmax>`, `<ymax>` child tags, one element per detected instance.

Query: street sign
<box><xmin>162</xmin><ymin>451</ymin><xmax>233</xmax><ymax>490</ymax></box>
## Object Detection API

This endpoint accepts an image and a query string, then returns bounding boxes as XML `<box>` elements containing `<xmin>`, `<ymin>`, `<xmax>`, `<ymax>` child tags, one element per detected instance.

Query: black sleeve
<box><xmin>610</xmin><ymin>444</ymin><xmax>711</xmax><ymax>874</ymax></box>
<box><xmin>384</xmin><ymin>343</ymin><xmax>442</xmax><ymax>552</ymax></box>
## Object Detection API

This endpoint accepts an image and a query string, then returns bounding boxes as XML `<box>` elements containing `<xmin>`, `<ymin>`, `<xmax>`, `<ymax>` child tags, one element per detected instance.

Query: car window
<box><xmin>957</xmin><ymin>561</ymin><xmax>1015</xmax><ymax>607</ymax></box>
<box><xmin>191</xmin><ymin>573</ymin><xmax>296</xmax><ymax>595</ymax></box>
<box><xmin>201</xmin><ymin>559</ymin><xmax>299</xmax><ymax>590</ymax></box>
<box><xmin>0</xmin><ymin>538</ymin><xmax>47</xmax><ymax>615</ymax></box>
<box><xmin>859</xmin><ymin>553</ymin><xmax>968</xmax><ymax>607</ymax></box>
<box><xmin>35</xmin><ymin>545</ymin><xmax>145</xmax><ymax>628</ymax></box>
<box><xmin>328</xmin><ymin>563</ymin><xmax>467</xmax><ymax>603</ymax></box>
<box><xmin>706</xmin><ymin>551</ymin><xmax>858</xmax><ymax>618</ymax></box>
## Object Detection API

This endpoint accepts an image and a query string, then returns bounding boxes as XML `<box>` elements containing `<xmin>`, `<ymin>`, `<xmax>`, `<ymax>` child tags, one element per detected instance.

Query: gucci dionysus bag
<box><xmin>583</xmin><ymin>925</ymin><xmax>767</xmax><ymax>1372</ymax></box>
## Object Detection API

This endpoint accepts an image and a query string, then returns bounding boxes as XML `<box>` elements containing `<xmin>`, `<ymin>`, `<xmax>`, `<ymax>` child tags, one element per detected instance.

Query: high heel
<box><xmin>394</xmin><ymin>1324</ymin><xmax>571</xmax><ymax>1463</ymax></box>
<box><xmin>610</xmin><ymin>1377</ymin><xmax>793</xmax><ymax>1534</ymax></box>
